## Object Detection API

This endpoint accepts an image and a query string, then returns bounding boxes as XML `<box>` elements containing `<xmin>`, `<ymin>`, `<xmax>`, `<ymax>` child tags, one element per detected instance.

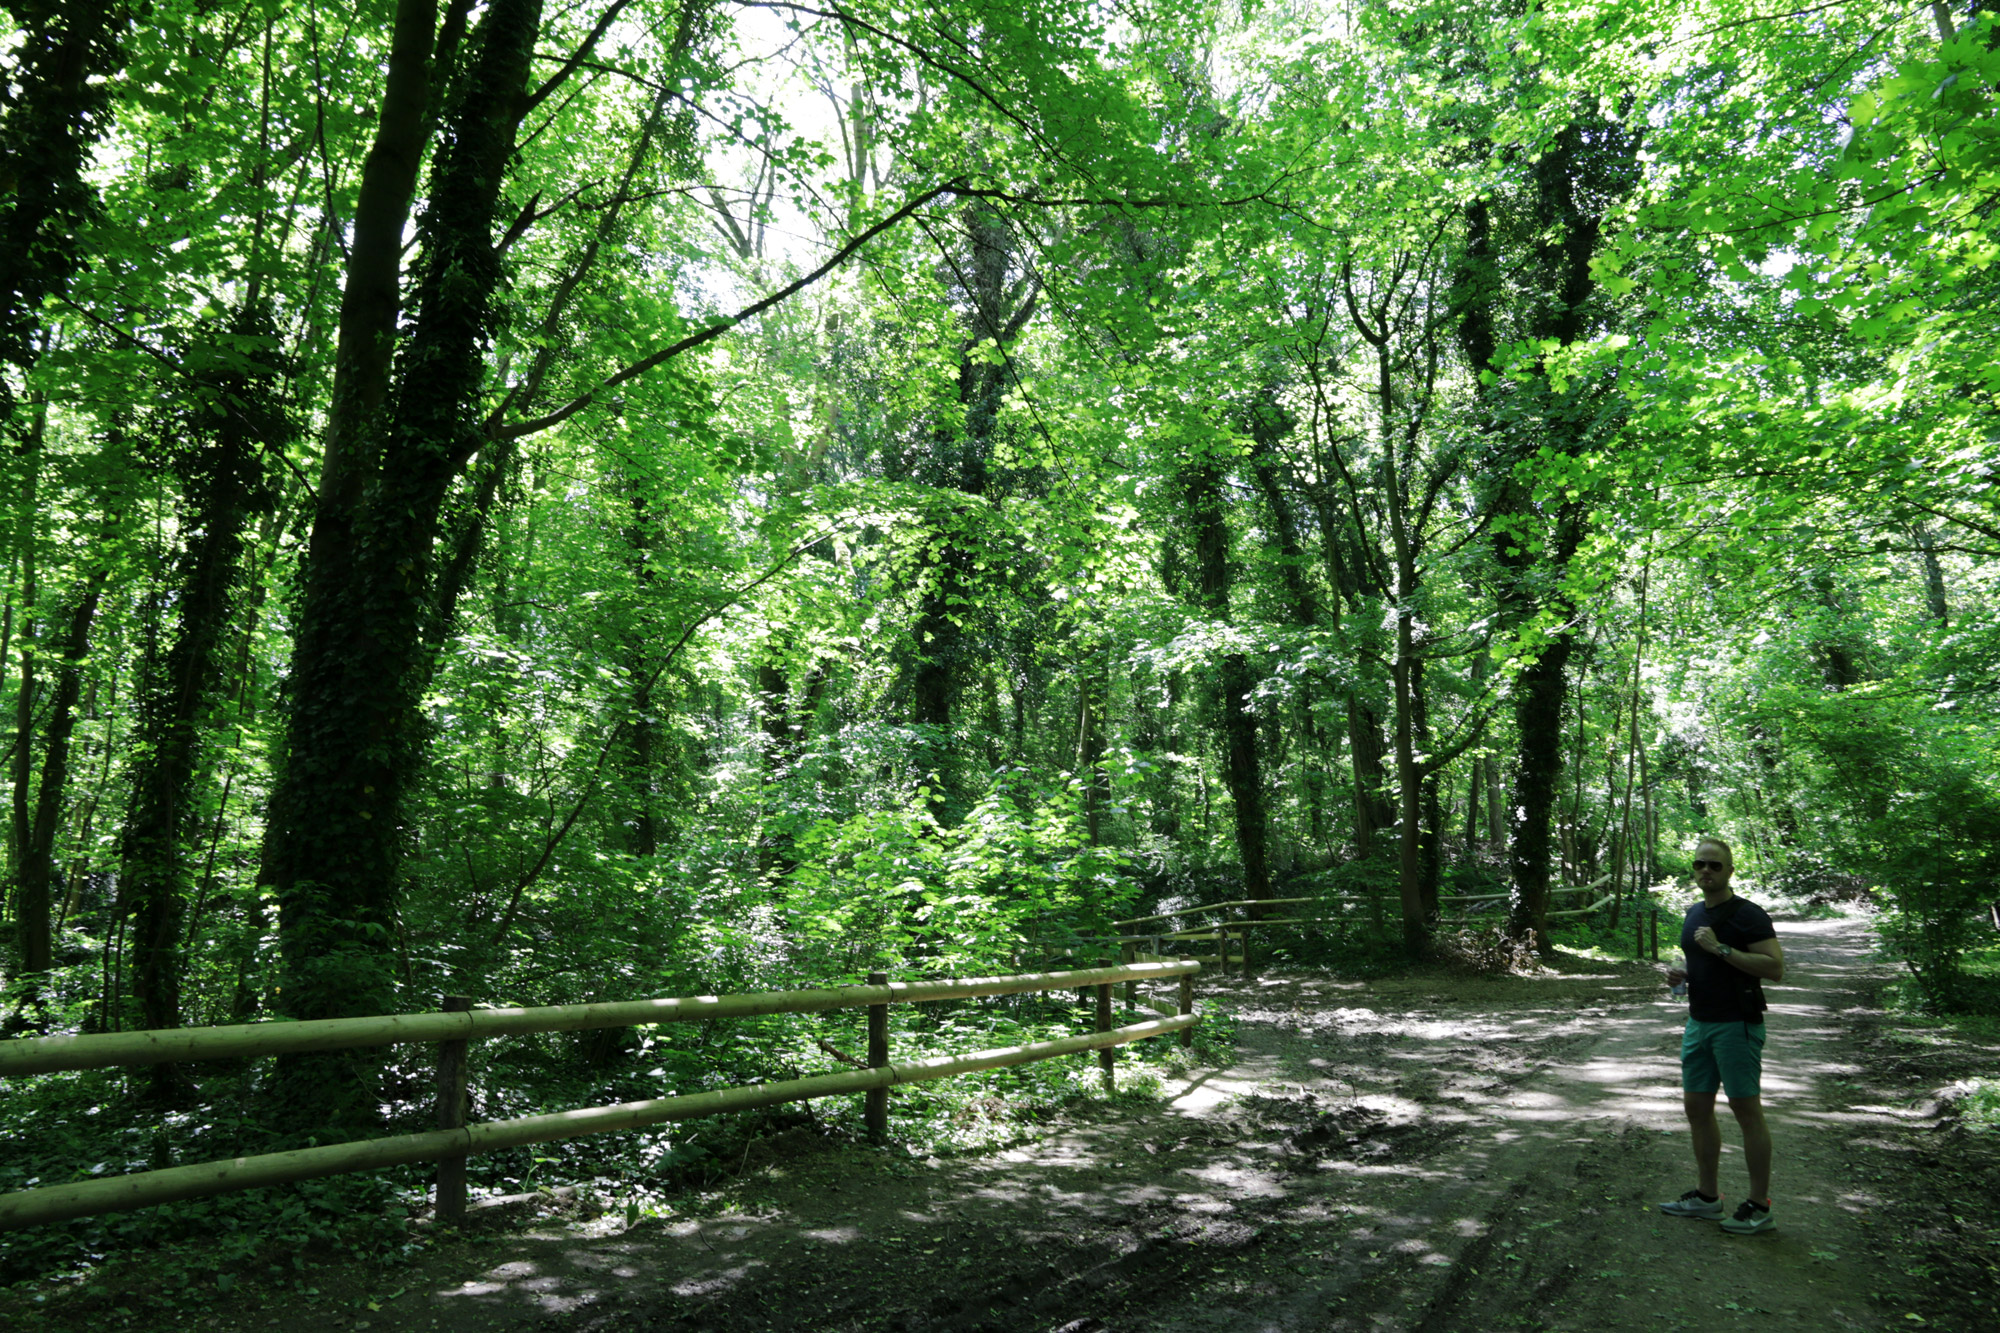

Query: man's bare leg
<box><xmin>1685</xmin><ymin>1090</ymin><xmax>1722</xmax><ymax>1198</ymax></box>
<box><xmin>1728</xmin><ymin>1095</ymin><xmax>1772</xmax><ymax>1202</ymax></box>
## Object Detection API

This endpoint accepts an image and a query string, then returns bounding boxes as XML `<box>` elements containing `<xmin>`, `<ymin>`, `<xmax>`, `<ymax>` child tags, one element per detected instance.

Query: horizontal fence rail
<box><xmin>0</xmin><ymin>1014</ymin><xmax>1193</xmax><ymax>1232</ymax></box>
<box><xmin>1111</xmin><ymin>878</ymin><xmax>1619</xmax><ymax>934</ymax></box>
<box><xmin>1104</xmin><ymin>876</ymin><xmax>1632</xmax><ymax>940</ymax></box>
<box><xmin>0</xmin><ymin>960</ymin><xmax>1200</xmax><ymax>1232</ymax></box>
<box><xmin>1110</xmin><ymin>897</ymin><xmax>1317</xmax><ymax>929</ymax></box>
<box><xmin>1103</xmin><ymin>883</ymin><xmax>1634</xmax><ymax>981</ymax></box>
<box><xmin>0</xmin><ymin>961</ymin><xmax>1197</xmax><ymax>1078</ymax></box>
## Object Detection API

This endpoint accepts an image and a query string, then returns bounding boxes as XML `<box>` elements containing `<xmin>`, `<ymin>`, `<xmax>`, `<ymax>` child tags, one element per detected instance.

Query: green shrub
<box><xmin>1775</xmin><ymin>688</ymin><xmax>2000</xmax><ymax>1010</ymax></box>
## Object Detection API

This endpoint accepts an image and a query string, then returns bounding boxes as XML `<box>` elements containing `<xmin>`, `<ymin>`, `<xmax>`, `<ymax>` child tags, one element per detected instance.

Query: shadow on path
<box><xmin>218</xmin><ymin>914</ymin><xmax>1968</xmax><ymax>1333</ymax></box>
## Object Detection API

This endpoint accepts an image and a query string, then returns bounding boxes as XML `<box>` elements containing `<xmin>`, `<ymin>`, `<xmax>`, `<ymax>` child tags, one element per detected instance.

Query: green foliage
<box><xmin>3</xmin><ymin>0</ymin><xmax>1999</xmax><ymax>1287</ymax></box>
<box><xmin>0</xmin><ymin>1064</ymin><xmax>418</xmax><ymax>1290</ymax></box>
<box><xmin>1767</xmin><ymin>688</ymin><xmax>2000</xmax><ymax>1009</ymax></box>
<box><xmin>1960</xmin><ymin>1079</ymin><xmax>2000</xmax><ymax>1134</ymax></box>
<box><xmin>782</xmin><ymin>765</ymin><xmax>1139</xmax><ymax>975</ymax></box>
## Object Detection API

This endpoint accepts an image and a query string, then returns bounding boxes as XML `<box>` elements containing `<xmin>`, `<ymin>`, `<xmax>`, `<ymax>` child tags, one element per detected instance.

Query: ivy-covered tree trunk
<box><xmin>1468</xmin><ymin>116</ymin><xmax>1635</xmax><ymax>947</ymax></box>
<box><xmin>1247</xmin><ymin>411</ymin><xmax>1328</xmax><ymax>848</ymax></box>
<box><xmin>0</xmin><ymin>0</ymin><xmax>128</xmax><ymax>411</ymax></box>
<box><xmin>1182</xmin><ymin>451</ymin><xmax>1272</xmax><ymax>911</ymax></box>
<box><xmin>1501</xmin><ymin>506</ymin><xmax>1584</xmax><ymax>943</ymax></box>
<box><xmin>15</xmin><ymin>565</ymin><xmax>107</xmax><ymax>978</ymax></box>
<box><xmin>905</xmin><ymin>206</ymin><xmax>1034</xmax><ymax>820</ymax></box>
<box><xmin>264</xmin><ymin>0</ymin><xmax>541</xmax><ymax>1103</ymax></box>
<box><xmin>123</xmin><ymin>309</ymin><xmax>281</xmax><ymax>1047</ymax></box>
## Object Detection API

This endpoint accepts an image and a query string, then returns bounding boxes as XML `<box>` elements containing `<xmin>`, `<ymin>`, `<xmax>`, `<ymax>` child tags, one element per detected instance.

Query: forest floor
<box><xmin>12</xmin><ymin>909</ymin><xmax>2000</xmax><ymax>1333</ymax></box>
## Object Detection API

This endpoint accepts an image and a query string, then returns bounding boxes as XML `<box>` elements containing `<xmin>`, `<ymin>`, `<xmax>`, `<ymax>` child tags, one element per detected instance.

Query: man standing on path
<box><xmin>1658</xmin><ymin>837</ymin><xmax>1786</xmax><ymax>1235</ymax></box>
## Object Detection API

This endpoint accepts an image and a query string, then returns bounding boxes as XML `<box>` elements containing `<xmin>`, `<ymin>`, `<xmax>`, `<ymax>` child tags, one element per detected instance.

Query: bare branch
<box><xmin>523</xmin><ymin>0</ymin><xmax>637</xmax><ymax>114</ymax></box>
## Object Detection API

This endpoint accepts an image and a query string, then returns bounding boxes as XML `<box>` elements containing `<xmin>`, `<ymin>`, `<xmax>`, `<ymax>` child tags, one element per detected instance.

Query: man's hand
<box><xmin>1693</xmin><ymin>926</ymin><xmax>1722</xmax><ymax>955</ymax></box>
<box><xmin>1665</xmin><ymin>967</ymin><xmax>1688</xmax><ymax>986</ymax></box>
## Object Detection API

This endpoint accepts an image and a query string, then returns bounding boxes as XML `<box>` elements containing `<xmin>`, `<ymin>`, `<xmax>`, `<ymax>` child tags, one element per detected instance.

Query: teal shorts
<box><xmin>1681</xmin><ymin>1018</ymin><xmax>1766</xmax><ymax>1099</ymax></box>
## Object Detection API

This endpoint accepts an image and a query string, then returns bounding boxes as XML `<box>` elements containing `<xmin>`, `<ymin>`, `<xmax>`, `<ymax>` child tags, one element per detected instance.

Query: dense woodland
<box><xmin>0</xmin><ymin>0</ymin><xmax>1996</xmax><ymax>1198</ymax></box>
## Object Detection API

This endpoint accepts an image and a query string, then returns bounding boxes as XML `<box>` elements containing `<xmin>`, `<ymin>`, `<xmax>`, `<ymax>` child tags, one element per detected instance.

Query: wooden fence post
<box><xmin>435</xmin><ymin>995</ymin><xmax>473</xmax><ymax>1222</ymax></box>
<box><xmin>1095</xmin><ymin>967</ymin><xmax>1114</xmax><ymax>1092</ymax></box>
<box><xmin>1120</xmin><ymin>942</ymin><xmax>1136</xmax><ymax>1011</ymax></box>
<box><xmin>865</xmin><ymin>971</ymin><xmax>889</xmax><ymax>1144</ymax></box>
<box><xmin>1178</xmin><ymin>970</ymin><xmax>1194</xmax><ymax>1050</ymax></box>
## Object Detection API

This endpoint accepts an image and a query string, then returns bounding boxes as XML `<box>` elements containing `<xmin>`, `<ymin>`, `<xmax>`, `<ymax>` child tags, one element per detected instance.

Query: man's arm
<box><xmin>1734</xmin><ymin>937</ymin><xmax>1784</xmax><ymax>981</ymax></box>
<box><xmin>1691</xmin><ymin>927</ymin><xmax>1784</xmax><ymax>980</ymax></box>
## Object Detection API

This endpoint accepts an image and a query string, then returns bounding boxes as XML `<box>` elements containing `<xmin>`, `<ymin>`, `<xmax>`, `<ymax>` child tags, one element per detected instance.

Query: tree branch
<box><xmin>523</xmin><ymin>0</ymin><xmax>637</xmax><ymax>114</ymax></box>
<box><xmin>504</xmin><ymin>180</ymin><xmax>963</xmax><ymax>438</ymax></box>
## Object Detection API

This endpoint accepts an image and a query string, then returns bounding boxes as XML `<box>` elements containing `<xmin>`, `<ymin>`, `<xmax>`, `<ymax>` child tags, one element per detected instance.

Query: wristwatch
<box><xmin>1717</xmin><ymin>943</ymin><xmax>1734</xmax><ymax>958</ymax></box>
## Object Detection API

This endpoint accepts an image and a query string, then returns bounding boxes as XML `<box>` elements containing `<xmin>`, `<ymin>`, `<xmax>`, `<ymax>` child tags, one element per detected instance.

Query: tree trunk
<box><xmin>1075</xmin><ymin>647</ymin><xmax>1109</xmax><ymax>845</ymax></box>
<box><xmin>1307</xmin><ymin>494</ymin><xmax>1395</xmax><ymax>856</ymax></box>
<box><xmin>756</xmin><ymin>658</ymin><xmax>794</xmax><ymax>870</ymax></box>
<box><xmin>15</xmin><ymin>568</ymin><xmax>107</xmax><ymax>976</ymax></box>
<box><xmin>1502</xmin><ymin>508</ymin><xmax>1585</xmax><ymax>944</ymax></box>
<box><xmin>1183</xmin><ymin>453</ymin><xmax>1272</xmax><ymax>911</ymax></box>
<box><xmin>1639</xmin><ymin>726</ymin><xmax>1657</xmax><ymax>884</ymax></box>
<box><xmin>1464</xmin><ymin>756</ymin><xmax>1480</xmax><ymax>853</ymax></box>
<box><xmin>1610</xmin><ymin>559</ymin><xmax>1651</xmax><ymax>922</ymax></box>
<box><xmin>1347</xmin><ymin>698</ymin><xmax>1395</xmax><ymax>857</ymax></box>
<box><xmin>265</xmin><ymin>0</ymin><xmax>541</xmax><ymax>1119</ymax></box>
<box><xmin>905</xmin><ymin>205</ymin><xmax>1033</xmax><ymax>822</ymax></box>
<box><xmin>1413</xmin><ymin>657</ymin><xmax>1443</xmax><ymax>926</ymax></box>
<box><xmin>124</xmin><ymin>307</ymin><xmax>280</xmax><ymax>1050</ymax></box>
<box><xmin>1246</xmin><ymin>411</ymin><xmax>1327</xmax><ymax>848</ymax></box>
<box><xmin>7</xmin><ymin>397</ymin><xmax>43</xmax><ymax>912</ymax></box>
<box><xmin>0</xmin><ymin>0</ymin><xmax>128</xmax><ymax>397</ymax></box>
<box><xmin>1485</xmin><ymin>750</ymin><xmax>1506</xmax><ymax>856</ymax></box>
<box><xmin>619</xmin><ymin>474</ymin><xmax>666</xmax><ymax>859</ymax></box>
<box><xmin>1910</xmin><ymin>521</ymin><xmax>1950</xmax><ymax>626</ymax></box>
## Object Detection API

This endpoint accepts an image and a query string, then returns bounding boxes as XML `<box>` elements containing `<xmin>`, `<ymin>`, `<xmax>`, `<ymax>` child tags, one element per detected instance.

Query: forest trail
<box><xmin>148</xmin><ymin>911</ymin><xmax>1990</xmax><ymax>1333</ymax></box>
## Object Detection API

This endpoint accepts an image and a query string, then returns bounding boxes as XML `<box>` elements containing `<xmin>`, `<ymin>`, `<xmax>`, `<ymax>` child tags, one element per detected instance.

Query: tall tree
<box><xmin>0</xmin><ymin>0</ymin><xmax>129</xmax><ymax>412</ymax></box>
<box><xmin>267</xmin><ymin>0</ymin><xmax>544</xmax><ymax>1076</ymax></box>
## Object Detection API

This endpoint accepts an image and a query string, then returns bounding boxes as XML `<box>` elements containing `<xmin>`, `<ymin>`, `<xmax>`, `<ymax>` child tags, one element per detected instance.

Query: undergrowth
<box><xmin>1957</xmin><ymin>1079</ymin><xmax>2000</xmax><ymax>1133</ymax></box>
<box><xmin>1879</xmin><ymin>938</ymin><xmax>2000</xmax><ymax>1020</ymax></box>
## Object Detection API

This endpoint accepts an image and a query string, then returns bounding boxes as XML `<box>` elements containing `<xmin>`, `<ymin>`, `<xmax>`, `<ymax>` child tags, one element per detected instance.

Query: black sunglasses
<box><xmin>1692</xmin><ymin>859</ymin><xmax>1728</xmax><ymax>871</ymax></box>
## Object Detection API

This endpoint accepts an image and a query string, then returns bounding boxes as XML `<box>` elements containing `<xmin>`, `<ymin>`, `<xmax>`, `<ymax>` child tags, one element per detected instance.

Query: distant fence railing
<box><xmin>0</xmin><ymin>959</ymin><xmax>1200</xmax><ymax>1233</ymax></box>
<box><xmin>1094</xmin><ymin>880</ymin><xmax>1621</xmax><ymax>978</ymax></box>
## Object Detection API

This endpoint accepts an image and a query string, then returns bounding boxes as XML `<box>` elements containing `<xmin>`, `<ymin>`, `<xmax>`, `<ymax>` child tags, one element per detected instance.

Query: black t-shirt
<box><xmin>1680</xmin><ymin>895</ymin><xmax>1777</xmax><ymax>1023</ymax></box>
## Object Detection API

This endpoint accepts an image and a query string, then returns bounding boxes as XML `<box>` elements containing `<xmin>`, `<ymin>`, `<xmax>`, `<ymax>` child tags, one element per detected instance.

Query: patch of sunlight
<box><xmin>800</xmin><ymin>1226</ymin><xmax>862</xmax><ymax>1243</ymax></box>
<box><xmin>1563</xmin><ymin>1057</ymin><xmax>1661</xmax><ymax>1084</ymax></box>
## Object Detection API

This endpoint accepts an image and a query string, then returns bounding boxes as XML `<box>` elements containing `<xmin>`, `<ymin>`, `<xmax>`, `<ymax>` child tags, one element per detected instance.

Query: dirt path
<box><xmin>28</xmin><ymin>911</ymin><xmax>2000</xmax><ymax>1333</ymax></box>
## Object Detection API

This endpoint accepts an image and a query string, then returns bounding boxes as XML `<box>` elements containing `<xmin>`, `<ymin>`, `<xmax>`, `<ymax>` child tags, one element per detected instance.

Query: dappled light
<box><xmin>161</xmin><ymin>912</ymin><xmax>1969</xmax><ymax>1333</ymax></box>
<box><xmin>0</xmin><ymin>0</ymin><xmax>1995</xmax><ymax>1329</ymax></box>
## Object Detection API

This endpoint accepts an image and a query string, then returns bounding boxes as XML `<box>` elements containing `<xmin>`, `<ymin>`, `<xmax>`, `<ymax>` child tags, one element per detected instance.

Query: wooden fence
<box><xmin>1101</xmin><ymin>881</ymin><xmax>1621</xmax><ymax>978</ymax></box>
<box><xmin>0</xmin><ymin>959</ymin><xmax>1200</xmax><ymax>1233</ymax></box>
